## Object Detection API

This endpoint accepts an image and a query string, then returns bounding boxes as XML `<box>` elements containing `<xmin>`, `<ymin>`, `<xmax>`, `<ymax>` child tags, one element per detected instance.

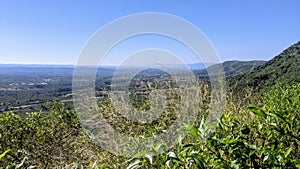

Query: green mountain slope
<box><xmin>228</xmin><ymin>41</ymin><xmax>300</xmax><ymax>91</ymax></box>
<box><xmin>208</xmin><ymin>60</ymin><xmax>266</xmax><ymax>77</ymax></box>
<box><xmin>196</xmin><ymin>60</ymin><xmax>266</xmax><ymax>81</ymax></box>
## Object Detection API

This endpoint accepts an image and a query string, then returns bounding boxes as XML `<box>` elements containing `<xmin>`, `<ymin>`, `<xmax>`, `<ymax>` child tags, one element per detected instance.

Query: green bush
<box><xmin>0</xmin><ymin>101</ymin><xmax>100</xmax><ymax>168</ymax></box>
<box><xmin>123</xmin><ymin>83</ymin><xmax>300</xmax><ymax>168</ymax></box>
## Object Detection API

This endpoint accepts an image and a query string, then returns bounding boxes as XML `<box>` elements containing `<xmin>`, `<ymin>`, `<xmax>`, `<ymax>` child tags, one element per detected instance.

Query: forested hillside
<box><xmin>199</xmin><ymin>60</ymin><xmax>266</xmax><ymax>78</ymax></box>
<box><xmin>228</xmin><ymin>41</ymin><xmax>300</xmax><ymax>91</ymax></box>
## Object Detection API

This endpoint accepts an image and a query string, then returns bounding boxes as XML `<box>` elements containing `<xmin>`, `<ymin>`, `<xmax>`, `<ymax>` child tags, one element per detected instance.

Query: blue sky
<box><xmin>0</xmin><ymin>0</ymin><xmax>299</xmax><ymax>65</ymax></box>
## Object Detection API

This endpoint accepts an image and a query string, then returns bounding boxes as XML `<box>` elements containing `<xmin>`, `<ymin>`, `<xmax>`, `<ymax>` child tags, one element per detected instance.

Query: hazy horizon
<box><xmin>0</xmin><ymin>59</ymin><xmax>269</xmax><ymax>67</ymax></box>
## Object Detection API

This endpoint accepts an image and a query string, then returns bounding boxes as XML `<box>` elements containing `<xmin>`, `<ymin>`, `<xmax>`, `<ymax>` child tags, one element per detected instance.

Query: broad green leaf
<box><xmin>145</xmin><ymin>154</ymin><xmax>153</xmax><ymax>164</ymax></box>
<box><xmin>183</xmin><ymin>124</ymin><xmax>200</xmax><ymax>137</ymax></box>
<box><xmin>0</xmin><ymin>150</ymin><xmax>10</xmax><ymax>159</ymax></box>
<box><xmin>284</xmin><ymin>147</ymin><xmax>293</xmax><ymax>158</ymax></box>
<box><xmin>166</xmin><ymin>160</ymin><xmax>171</xmax><ymax>169</ymax></box>
<box><xmin>192</xmin><ymin>155</ymin><xmax>205</xmax><ymax>169</ymax></box>
<box><xmin>126</xmin><ymin>160</ymin><xmax>142</xmax><ymax>169</ymax></box>
<box><xmin>168</xmin><ymin>152</ymin><xmax>178</xmax><ymax>160</ymax></box>
<box><xmin>153</xmin><ymin>143</ymin><xmax>167</xmax><ymax>153</ymax></box>
<box><xmin>263</xmin><ymin>153</ymin><xmax>269</xmax><ymax>162</ymax></box>
<box><xmin>226</xmin><ymin>136</ymin><xmax>240</xmax><ymax>144</ymax></box>
<box><xmin>132</xmin><ymin>151</ymin><xmax>152</xmax><ymax>159</ymax></box>
<box><xmin>246</xmin><ymin>107</ymin><xmax>267</xmax><ymax>119</ymax></box>
<box><xmin>214</xmin><ymin>162</ymin><xmax>231</xmax><ymax>169</ymax></box>
<box><xmin>249</xmin><ymin>144</ymin><xmax>257</xmax><ymax>150</ymax></box>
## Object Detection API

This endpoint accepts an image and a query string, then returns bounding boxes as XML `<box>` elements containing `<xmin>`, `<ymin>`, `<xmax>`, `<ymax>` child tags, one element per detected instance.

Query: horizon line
<box><xmin>0</xmin><ymin>59</ymin><xmax>268</xmax><ymax>67</ymax></box>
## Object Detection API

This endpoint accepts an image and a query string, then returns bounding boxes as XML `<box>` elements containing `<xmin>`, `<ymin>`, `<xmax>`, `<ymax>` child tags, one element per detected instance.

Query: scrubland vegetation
<box><xmin>0</xmin><ymin>83</ymin><xmax>299</xmax><ymax>168</ymax></box>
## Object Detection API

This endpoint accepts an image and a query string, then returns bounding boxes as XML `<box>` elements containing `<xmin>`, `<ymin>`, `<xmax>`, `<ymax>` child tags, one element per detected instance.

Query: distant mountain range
<box><xmin>0</xmin><ymin>61</ymin><xmax>261</xmax><ymax>77</ymax></box>
<box><xmin>2</xmin><ymin>39</ymin><xmax>299</xmax><ymax>92</ymax></box>
<box><xmin>228</xmin><ymin>41</ymin><xmax>300</xmax><ymax>91</ymax></box>
<box><xmin>0</xmin><ymin>60</ymin><xmax>267</xmax><ymax>79</ymax></box>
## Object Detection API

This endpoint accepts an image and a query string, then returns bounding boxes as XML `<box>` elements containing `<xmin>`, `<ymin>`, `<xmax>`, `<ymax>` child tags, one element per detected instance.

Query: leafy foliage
<box><xmin>123</xmin><ymin>83</ymin><xmax>300</xmax><ymax>169</ymax></box>
<box><xmin>1</xmin><ymin>83</ymin><xmax>299</xmax><ymax>168</ymax></box>
<box><xmin>0</xmin><ymin>101</ymin><xmax>100</xmax><ymax>168</ymax></box>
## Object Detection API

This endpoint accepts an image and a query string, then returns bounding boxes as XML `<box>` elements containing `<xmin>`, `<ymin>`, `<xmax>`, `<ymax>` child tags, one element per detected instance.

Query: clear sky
<box><xmin>1</xmin><ymin>0</ymin><xmax>299</xmax><ymax>65</ymax></box>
